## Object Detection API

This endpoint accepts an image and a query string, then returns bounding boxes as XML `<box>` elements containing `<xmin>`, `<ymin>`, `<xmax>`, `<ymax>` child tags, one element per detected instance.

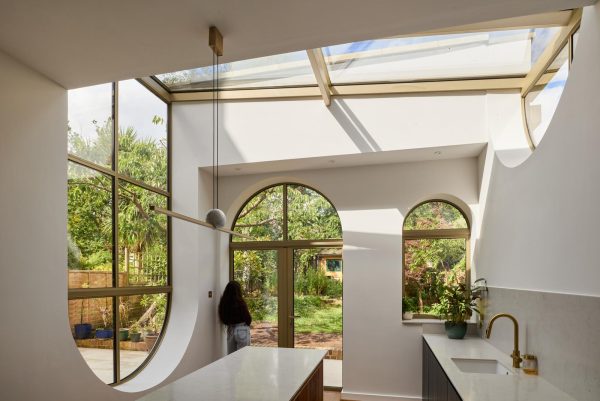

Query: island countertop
<box><xmin>136</xmin><ymin>347</ymin><xmax>326</xmax><ymax>401</ymax></box>
<box><xmin>423</xmin><ymin>334</ymin><xmax>576</xmax><ymax>401</ymax></box>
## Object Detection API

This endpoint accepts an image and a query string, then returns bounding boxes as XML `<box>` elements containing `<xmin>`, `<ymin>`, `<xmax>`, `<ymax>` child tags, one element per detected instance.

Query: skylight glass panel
<box><xmin>323</xmin><ymin>28</ymin><xmax>561</xmax><ymax>85</ymax></box>
<box><xmin>156</xmin><ymin>50</ymin><xmax>317</xmax><ymax>91</ymax></box>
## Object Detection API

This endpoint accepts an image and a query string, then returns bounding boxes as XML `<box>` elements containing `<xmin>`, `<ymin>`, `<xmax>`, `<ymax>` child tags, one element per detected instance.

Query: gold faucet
<box><xmin>485</xmin><ymin>313</ymin><xmax>522</xmax><ymax>368</ymax></box>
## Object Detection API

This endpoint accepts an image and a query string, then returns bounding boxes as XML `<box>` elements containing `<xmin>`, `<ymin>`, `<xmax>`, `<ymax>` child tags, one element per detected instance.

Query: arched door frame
<box><xmin>229</xmin><ymin>183</ymin><xmax>343</xmax><ymax>347</ymax></box>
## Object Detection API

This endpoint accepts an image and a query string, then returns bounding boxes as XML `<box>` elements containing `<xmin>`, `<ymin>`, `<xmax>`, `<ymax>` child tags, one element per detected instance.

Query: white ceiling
<box><xmin>0</xmin><ymin>0</ymin><xmax>594</xmax><ymax>89</ymax></box>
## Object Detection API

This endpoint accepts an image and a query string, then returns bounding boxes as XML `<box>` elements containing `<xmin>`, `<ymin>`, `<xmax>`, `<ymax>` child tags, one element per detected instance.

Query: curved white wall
<box><xmin>476</xmin><ymin>4</ymin><xmax>600</xmax><ymax>296</ymax></box>
<box><xmin>217</xmin><ymin>159</ymin><xmax>480</xmax><ymax>400</ymax></box>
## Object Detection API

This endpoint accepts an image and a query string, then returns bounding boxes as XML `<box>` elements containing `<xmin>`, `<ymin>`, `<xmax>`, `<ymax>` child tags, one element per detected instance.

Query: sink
<box><xmin>451</xmin><ymin>358</ymin><xmax>513</xmax><ymax>375</ymax></box>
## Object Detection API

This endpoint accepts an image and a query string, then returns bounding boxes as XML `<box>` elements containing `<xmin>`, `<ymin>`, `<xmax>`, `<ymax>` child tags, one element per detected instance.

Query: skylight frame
<box><xmin>147</xmin><ymin>9</ymin><xmax>580</xmax><ymax>105</ymax></box>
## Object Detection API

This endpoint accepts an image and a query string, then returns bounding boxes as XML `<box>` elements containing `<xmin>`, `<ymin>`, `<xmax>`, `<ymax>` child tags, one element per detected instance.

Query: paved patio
<box><xmin>78</xmin><ymin>348</ymin><xmax>149</xmax><ymax>383</ymax></box>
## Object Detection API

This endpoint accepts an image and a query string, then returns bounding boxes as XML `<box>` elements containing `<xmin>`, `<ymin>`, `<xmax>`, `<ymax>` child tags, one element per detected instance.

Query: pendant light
<box><xmin>205</xmin><ymin>26</ymin><xmax>226</xmax><ymax>228</ymax></box>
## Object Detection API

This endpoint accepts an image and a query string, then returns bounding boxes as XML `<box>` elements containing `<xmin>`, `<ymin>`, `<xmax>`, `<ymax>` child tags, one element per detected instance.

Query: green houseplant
<box><xmin>402</xmin><ymin>296</ymin><xmax>417</xmax><ymax>320</ymax></box>
<box><xmin>129</xmin><ymin>323</ymin><xmax>142</xmax><ymax>342</ymax></box>
<box><xmin>435</xmin><ymin>282</ymin><xmax>479</xmax><ymax>339</ymax></box>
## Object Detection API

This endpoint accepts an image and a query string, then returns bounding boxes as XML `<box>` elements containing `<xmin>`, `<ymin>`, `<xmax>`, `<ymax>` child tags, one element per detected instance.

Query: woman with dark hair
<box><xmin>218</xmin><ymin>280</ymin><xmax>252</xmax><ymax>354</ymax></box>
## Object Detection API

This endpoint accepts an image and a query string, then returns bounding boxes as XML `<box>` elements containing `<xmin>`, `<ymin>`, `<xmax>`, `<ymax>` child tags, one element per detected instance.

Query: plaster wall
<box><xmin>0</xmin><ymin>49</ymin><xmax>132</xmax><ymax>400</ymax></box>
<box><xmin>473</xmin><ymin>5</ymin><xmax>600</xmax><ymax>400</ymax></box>
<box><xmin>173</xmin><ymin>94</ymin><xmax>488</xmax><ymax>170</ymax></box>
<box><xmin>475</xmin><ymin>3</ymin><xmax>600</xmax><ymax>297</ymax></box>
<box><xmin>216</xmin><ymin>158</ymin><xmax>479</xmax><ymax>400</ymax></box>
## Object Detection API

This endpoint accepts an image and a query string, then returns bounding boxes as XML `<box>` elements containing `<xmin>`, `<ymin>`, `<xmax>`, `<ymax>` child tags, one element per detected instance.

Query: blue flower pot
<box><xmin>95</xmin><ymin>328</ymin><xmax>114</xmax><ymax>339</ymax></box>
<box><xmin>445</xmin><ymin>322</ymin><xmax>467</xmax><ymax>339</ymax></box>
<box><xmin>74</xmin><ymin>323</ymin><xmax>92</xmax><ymax>339</ymax></box>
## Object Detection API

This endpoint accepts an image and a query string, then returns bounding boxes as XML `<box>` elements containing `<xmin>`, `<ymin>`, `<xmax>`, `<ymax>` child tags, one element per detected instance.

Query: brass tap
<box><xmin>486</xmin><ymin>313</ymin><xmax>523</xmax><ymax>368</ymax></box>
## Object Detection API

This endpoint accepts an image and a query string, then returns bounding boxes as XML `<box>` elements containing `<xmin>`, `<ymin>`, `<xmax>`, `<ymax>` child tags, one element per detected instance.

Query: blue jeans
<box><xmin>227</xmin><ymin>323</ymin><xmax>251</xmax><ymax>354</ymax></box>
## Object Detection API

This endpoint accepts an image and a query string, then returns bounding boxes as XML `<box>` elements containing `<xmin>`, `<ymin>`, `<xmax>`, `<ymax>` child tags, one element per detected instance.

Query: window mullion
<box><xmin>112</xmin><ymin>81</ymin><xmax>121</xmax><ymax>384</ymax></box>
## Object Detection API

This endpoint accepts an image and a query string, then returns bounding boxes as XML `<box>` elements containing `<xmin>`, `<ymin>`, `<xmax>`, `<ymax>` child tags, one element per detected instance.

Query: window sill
<box><xmin>402</xmin><ymin>318</ymin><xmax>478</xmax><ymax>325</ymax></box>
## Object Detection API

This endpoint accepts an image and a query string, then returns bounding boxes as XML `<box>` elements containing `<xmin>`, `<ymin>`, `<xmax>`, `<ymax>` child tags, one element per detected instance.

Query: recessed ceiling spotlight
<box><xmin>434</xmin><ymin>151</ymin><xmax>442</xmax><ymax>156</ymax></box>
<box><xmin>328</xmin><ymin>159</ymin><xmax>336</xmax><ymax>164</ymax></box>
<box><xmin>235</xmin><ymin>167</ymin><xmax>242</xmax><ymax>171</ymax></box>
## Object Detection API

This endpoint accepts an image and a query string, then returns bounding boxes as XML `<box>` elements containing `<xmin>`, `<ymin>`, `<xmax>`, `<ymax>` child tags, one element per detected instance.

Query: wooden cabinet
<box><xmin>292</xmin><ymin>361</ymin><xmax>323</xmax><ymax>401</ymax></box>
<box><xmin>423</xmin><ymin>340</ymin><xmax>463</xmax><ymax>401</ymax></box>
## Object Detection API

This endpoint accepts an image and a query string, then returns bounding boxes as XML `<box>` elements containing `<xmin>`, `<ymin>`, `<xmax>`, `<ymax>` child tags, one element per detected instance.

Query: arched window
<box><xmin>230</xmin><ymin>184</ymin><xmax>343</xmax><ymax>362</ymax></box>
<box><xmin>67</xmin><ymin>80</ymin><xmax>170</xmax><ymax>385</ymax></box>
<box><xmin>402</xmin><ymin>200</ymin><xmax>470</xmax><ymax>319</ymax></box>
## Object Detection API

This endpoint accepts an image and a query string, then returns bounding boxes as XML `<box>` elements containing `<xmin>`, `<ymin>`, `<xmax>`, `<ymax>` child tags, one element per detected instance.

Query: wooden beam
<box><xmin>521</xmin><ymin>8</ymin><xmax>582</xmax><ymax>96</ymax></box>
<box><xmin>169</xmin><ymin>77</ymin><xmax>522</xmax><ymax>102</ymax></box>
<box><xmin>137</xmin><ymin>77</ymin><xmax>172</xmax><ymax>103</ymax></box>
<box><xmin>332</xmin><ymin>77</ymin><xmax>523</xmax><ymax>96</ymax></box>
<box><xmin>306</xmin><ymin>48</ymin><xmax>332</xmax><ymax>106</ymax></box>
<box><xmin>171</xmin><ymin>86</ymin><xmax>322</xmax><ymax>102</ymax></box>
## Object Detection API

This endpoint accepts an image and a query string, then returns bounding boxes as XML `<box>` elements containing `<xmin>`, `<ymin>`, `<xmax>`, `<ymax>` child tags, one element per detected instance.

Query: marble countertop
<box><xmin>136</xmin><ymin>347</ymin><xmax>326</xmax><ymax>401</ymax></box>
<box><xmin>423</xmin><ymin>334</ymin><xmax>576</xmax><ymax>401</ymax></box>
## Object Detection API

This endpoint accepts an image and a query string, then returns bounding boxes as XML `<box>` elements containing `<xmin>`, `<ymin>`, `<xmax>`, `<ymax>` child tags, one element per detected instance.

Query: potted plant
<box><xmin>402</xmin><ymin>296</ymin><xmax>417</xmax><ymax>320</ymax></box>
<box><xmin>118</xmin><ymin>299</ymin><xmax>130</xmax><ymax>341</ymax></box>
<box><xmin>129</xmin><ymin>323</ymin><xmax>142</xmax><ymax>343</ymax></box>
<box><xmin>74</xmin><ymin>287</ymin><xmax>92</xmax><ymax>339</ymax></box>
<box><xmin>143</xmin><ymin>319</ymin><xmax>160</xmax><ymax>351</ymax></box>
<box><xmin>95</xmin><ymin>303</ymin><xmax>114</xmax><ymax>339</ymax></box>
<box><xmin>435</xmin><ymin>281</ymin><xmax>479</xmax><ymax>339</ymax></box>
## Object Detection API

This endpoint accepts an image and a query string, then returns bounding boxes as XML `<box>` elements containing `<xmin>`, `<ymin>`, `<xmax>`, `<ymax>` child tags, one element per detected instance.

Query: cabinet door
<box><xmin>430</xmin><ymin>354</ymin><xmax>448</xmax><ymax>401</ymax></box>
<box><xmin>422</xmin><ymin>341</ymin><xmax>430</xmax><ymax>401</ymax></box>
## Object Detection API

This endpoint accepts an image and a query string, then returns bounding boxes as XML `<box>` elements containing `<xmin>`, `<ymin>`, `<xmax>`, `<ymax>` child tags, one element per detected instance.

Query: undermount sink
<box><xmin>452</xmin><ymin>358</ymin><xmax>513</xmax><ymax>375</ymax></box>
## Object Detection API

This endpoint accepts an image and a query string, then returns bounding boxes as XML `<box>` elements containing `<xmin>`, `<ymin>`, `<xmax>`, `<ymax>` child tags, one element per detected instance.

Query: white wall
<box><xmin>475</xmin><ymin>3</ymin><xmax>600</xmax><ymax>296</ymax></box>
<box><xmin>174</xmin><ymin>94</ymin><xmax>488</xmax><ymax>169</ymax></box>
<box><xmin>217</xmin><ymin>159</ymin><xmax>479</xmax><ymax>400</ymax></box>
<box><xmin>0</xmin><ymin>50</ymin><xmax>129</xmax><ymax>400</ymax></box>
<box><xmin>0</xmin><ymin>49</ymin><xmax>222</xmax><ymax>400</ymax></box>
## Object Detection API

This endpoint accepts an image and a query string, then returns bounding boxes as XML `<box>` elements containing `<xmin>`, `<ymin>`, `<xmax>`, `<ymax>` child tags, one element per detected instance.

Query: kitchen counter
<box><xmin>423</xmin><ymin>334</ymin><xmax>576</xmax><ymax>401</ymax></box>
<box><xmin>136</xmin><ymin>347</ymin><xmax>326</xmax><ymax>401</ymax></box>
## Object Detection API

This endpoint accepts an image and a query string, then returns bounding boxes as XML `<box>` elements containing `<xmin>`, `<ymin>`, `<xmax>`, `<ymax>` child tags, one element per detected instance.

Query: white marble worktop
<box><xmin>423</xmin><ymin>334</ymin><xmax>576</xmax><ymax>401</ymax></box>
<box><xmin>136</xmin><ymin>347</ymin><xmax>326</xmax><ymax>401</ymax></box>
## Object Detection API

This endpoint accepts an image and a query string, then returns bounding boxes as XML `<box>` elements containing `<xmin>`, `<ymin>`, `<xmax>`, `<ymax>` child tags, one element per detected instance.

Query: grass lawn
<box><xmin>252</xmin><ymin>295</ymin><xmax>342</xmax><ymax>334</ymax></box>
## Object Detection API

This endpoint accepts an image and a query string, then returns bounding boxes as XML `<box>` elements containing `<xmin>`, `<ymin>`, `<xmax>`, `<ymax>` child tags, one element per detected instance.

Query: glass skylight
<box><xmin>155</xmin><ymin>50</ymin><xmax>317</xmax><ymax>92</ymax></box>
<box><xmin>153</xmin><ymin>26</ymin><xmax>564</xmax><ymax>91</ymax></box>
<box><xmin>322</xmin><ymin>28</ymin><xmax>561</xmax><ymax>85</ymax></box>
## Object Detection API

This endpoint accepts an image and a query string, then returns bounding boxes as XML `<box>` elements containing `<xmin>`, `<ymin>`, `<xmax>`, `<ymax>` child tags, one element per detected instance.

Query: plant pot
<box><xmin>130</xmin><ymin>332</ymin><xmax>142</xmax><ymax>342</ymax></box>
<box><xmin>402</xmin><ymin>312</ymin><xmax>414</xmax><ymax>320</ymax></box>
<box><xmin>144</xmin><ymin>333</ymin><xmax>159</xmax><ymax>351</ymax></box>
<box><xmin>445</xmin><ymin>321</ymin><xmax>467</xmax><ymax>339</ymax></box>
<box><xmin>74</xmin><ymin>323</ymin><xmax>92</xmax><ymax>339</ymax></box>
<box><xmin>119</xmin><ymin>328</ymin><xmax>129</xmax><ymax>341</ymax></box>
<box><xmin>95</xmin><ymin>328</ymin><xmax>114</xmax><ymax>339</ymax></box>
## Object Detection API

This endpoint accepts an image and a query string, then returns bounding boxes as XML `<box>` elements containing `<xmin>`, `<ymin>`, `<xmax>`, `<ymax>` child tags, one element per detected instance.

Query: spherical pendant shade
<box><xmin>206</xmin><ymin>208</ymin><xmax>227</xmax><ymax>228</ymax></box>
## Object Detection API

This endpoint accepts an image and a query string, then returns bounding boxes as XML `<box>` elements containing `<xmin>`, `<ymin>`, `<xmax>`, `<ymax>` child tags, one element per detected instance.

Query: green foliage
<box><xmin>431</xmin><ymin>280</ymin><xmax>479</xmax><ymax>323</ymax></box>
<box><xmin>246</xmin><ymin>296</ymin><xmax>277</xmax><ymax>321</ymax></box>
<box><xmin>404</xmin><ymin>201</ymin><xmax>467</xmax><ymax>230</ymax></box>
<box><xmin>233</xmin><ymin>184</ymin><xmax>342</xmax><ymax>242</ymax></box>
<box><xmin>287</xmin><ymin>185</ymin><xmax>342</xmax><ymax>240</ymax></box>
<box><xmin>402</xmin><ymin>296</ymin><xmax>418</xmax><ymax>313</ymax></box>
<box><xmin>68</xmin><ymin>115</ymin><xmax>167</xmax><ymax>281</ymax></box>
<box><xmin>294</xmin><ymin>296</ymin><xmax>342</xmax><ymax>334</ymax></box>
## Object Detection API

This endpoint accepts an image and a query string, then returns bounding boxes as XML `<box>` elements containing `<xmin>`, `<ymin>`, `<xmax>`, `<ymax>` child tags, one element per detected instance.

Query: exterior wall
<box><xmin>217</xmin><ymin>158</ymin><xmax>480</xmax><ymax>400</ymax></box>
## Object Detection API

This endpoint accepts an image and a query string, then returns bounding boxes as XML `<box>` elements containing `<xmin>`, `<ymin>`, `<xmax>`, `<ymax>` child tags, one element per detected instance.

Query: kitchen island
<box><xmin>136</xmin><ymin>347</ymin><xmax>326</xmax><ymax>401</ymax></box>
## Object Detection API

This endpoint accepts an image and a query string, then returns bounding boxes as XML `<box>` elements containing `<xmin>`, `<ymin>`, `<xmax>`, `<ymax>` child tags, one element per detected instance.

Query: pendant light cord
<box><xmin>211</xmin><ymin>52</ymin><xmax>220</xmax><ymax>210</ymax></box>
